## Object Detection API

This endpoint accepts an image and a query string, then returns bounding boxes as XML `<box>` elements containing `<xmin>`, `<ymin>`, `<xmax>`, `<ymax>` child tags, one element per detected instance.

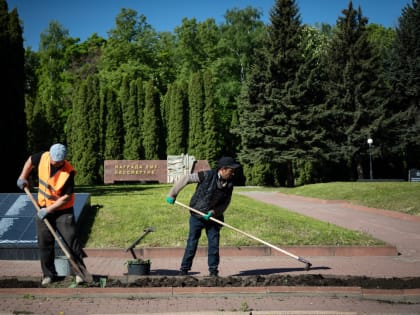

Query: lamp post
<box><xmin>367</xmin><ymin>138</ymin><xmax>373</xmax><ymax>180</ymax></box>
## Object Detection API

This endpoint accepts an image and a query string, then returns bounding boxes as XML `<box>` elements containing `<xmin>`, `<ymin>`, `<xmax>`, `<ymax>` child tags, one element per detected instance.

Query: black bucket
<box><xmin>127</xmin><ymin>262</ymin><xmax>151</xmax><ymax>275</ymax></box>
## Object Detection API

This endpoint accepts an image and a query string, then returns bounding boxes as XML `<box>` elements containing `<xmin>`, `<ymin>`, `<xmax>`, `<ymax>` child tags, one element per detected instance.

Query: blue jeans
<box><xmin>180</xmin><ymin>215</ymin><xmax>221</xmax><ymax>273</ymax></box>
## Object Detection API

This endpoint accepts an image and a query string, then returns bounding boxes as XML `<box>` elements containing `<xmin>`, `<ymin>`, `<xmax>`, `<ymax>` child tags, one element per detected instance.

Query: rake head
<box><xmin>298</xmin><ymin>256</ymin><xmax>312</xmax><ymax>271</ymax></box>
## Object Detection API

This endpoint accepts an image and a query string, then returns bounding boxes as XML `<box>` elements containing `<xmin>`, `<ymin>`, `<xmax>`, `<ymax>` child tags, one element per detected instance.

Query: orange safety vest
<box><xmin>37</xmin><ymin>152</ymin><xmax>75</xmax><ymax>209</ymax></box>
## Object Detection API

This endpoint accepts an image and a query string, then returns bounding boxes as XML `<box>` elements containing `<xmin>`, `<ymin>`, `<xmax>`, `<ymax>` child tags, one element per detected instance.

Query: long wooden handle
<box><xmin>24</xmin><ymin>187</ymin><xmax>85</xmax><ymax>278</ymax></box>
<box><xmin>174</xmin><ymin>200</ymin><xmax>312</xmax><ymax>269</ymax></box>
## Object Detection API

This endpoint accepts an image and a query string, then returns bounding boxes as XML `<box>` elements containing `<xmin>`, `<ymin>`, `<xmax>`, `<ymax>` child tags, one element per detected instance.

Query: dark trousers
<box><xmin>35</xmin><ymin>209</ymin><xmax>86</xmax><ymax>278</ymax></box>
<box><xmin>180</xmin><ymin>215</ymin><xmax>221</xmax><ymax>273</ymax></box>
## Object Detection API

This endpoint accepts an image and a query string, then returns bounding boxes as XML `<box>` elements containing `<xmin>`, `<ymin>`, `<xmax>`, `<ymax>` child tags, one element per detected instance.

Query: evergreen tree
<box><xmin>166</xmin><ymin>81</ymin><xmax>188</xmax><ymax>155</ymax></box>
<box><xmin>187</xmin><ymin>71</ymin><xmax>205</xmax><ymax>158</ymax></box>
<box><xmin>324</xmin><ymin>1</ymin><xmax>388</xmax><ymax>180</ymax></box>
<box><xmin>290</xmin><ymin>25</ymin><xmax>330</xmax><ymax>184</ymax></box>
<box><xmin>203</xmin><ymin>69</ymin><xmax>220</xmax><ymax>165</ymax></box>
<box><xmin>68</xmin><ymin>75</ymin><xmax>101</xmax><ymax>184</ymax></box>
<box><xmin>142</xmin><ymin>80</ymin><xmax>163</xmax><ymax>159</ymax></box>
<box><xmin>121</xmin><ymin>77</ymin><xmax>141</xmax><ymax>159</ymax></box>
<box><xmin>135</xmin><ymin>78</ymin><xmax>145</xmax><ymax>159</ymax></box>
<box><xmin>236</xmin><ymin>0</ymin><xmax>305</xmax><ymax>186</ymax></box>
<box><xmin>0</xmin><ymin>0</ymin><xmax>26</xmax><ymax>191</ymax></box>
<box><xmin>104</xmin><ymin>87</ymin><xmax>124</xmax><ymax>159</ymax></box>
<box><xmin>387</xmin><ymin>0</ymin><xmax>420</xmax><ymax>172</ymax></box>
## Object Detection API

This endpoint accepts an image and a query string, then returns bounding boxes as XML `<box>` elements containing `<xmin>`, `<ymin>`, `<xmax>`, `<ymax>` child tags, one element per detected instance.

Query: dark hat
<box><xmin>217</xmin><ymin>156</ymin><xmax>241</xmax><ymax>169</ymax></box>
<box><xmin>49</xmin><ymin>143</ymin><xmax>67</xmax><ymax>162</ymax></box>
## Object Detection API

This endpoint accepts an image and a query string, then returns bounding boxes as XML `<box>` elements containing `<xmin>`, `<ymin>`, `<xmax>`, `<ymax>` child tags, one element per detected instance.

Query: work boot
<box><xmin>41</xmin><ymin>276</ymin><xmax>52</xmax><ymax>285</ymax></box>
<box><xmin>179</xmin><ymin>269</ymin><xmax>188</xmax><ymax>276</ymax></box>
<box><xmin>209</xmin><ymin>270</ymin><xmax>219</xmax><ymax>277</ymax></box>
<box><xmin>75</xmin><ymin>275</ymin><xmax>84</xmax><ymax>284</ymax></box>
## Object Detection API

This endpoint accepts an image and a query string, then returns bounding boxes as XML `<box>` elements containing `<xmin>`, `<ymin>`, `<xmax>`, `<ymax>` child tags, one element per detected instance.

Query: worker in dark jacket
<box><xmin>166</xmin><ymin>156</ymin><xmax>241</xmax><ymax>277</ymax></box>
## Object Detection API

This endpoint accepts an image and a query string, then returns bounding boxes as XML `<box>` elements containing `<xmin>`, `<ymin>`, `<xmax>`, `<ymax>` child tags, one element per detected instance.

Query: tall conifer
<box><xmin>142</xmin><ymin>80</ymin><xmax>163</xmax><ymax>159</ymax></box>
<box><xmin>188</xmin><ymin>72</ymin><xmax>205</xmax><ymax>158</ymax></box>
<box><xmin>167</xmin><ymin>82</ymin><xmax>188</xmax><ymax>155</ymax></box>
<box><xmin>121</xmin><ymin>77</ymin><xmax>141</xmax><ymax>159</ymax></box>
<box><xmin>104</xmin><ymin>87</ymin><xmax>124</xmax><ymax>159</ymax></box>
<box><xmin>203</xmin><ymin>69</ymin><xmax>219</xmax><ymax>165</ymax></box>
<box><xmin>0</xmin><ymin>0</ymin><xmax>26</xmax><ymax>191</ymax></box>
<box><xmin>324</xmin><ymin>1</ymin><xmax>387</xmax><ymax>179</ymax></box>
<box><xmin>68</xmin><ymin>75</ymin><xmax>101</xmax><ymax>184</ymax></box>
<box><xmin>236</xmin><ymin>0</ymin><xmax>304</xmax><ymax>186</ymax></box>
<box><xmin>387</xmin><ymin>0</ymin><xmax>420</xmax><ymax>171</ymax></box>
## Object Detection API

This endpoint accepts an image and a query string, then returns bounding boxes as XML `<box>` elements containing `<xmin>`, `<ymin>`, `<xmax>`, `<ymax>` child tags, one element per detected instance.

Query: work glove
<box><xmin>37</xmin><ymin>208</ymin><xmax>48</xmax><ymax>220</ymax></box>
<box><xmin>202</xmin><ymin>212</ymin><xmax>212</xmax><ymax>221</ymax></box>
<box><xmin>17</xmin><ymin>178</ymin><xmax>28</xmax><ymax>190</ymax></box>
<box><xmin>166</xmin><ymin>196</ymin><xmax>175</xmax><ymax>204</ymax></box>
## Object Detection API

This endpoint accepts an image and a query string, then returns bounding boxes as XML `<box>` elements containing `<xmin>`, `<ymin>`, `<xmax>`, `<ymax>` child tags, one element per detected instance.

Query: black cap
<box><xmin>217</xmin><ymin>156</ymin><xmax>241</xmax><ymax>169</ymax></box>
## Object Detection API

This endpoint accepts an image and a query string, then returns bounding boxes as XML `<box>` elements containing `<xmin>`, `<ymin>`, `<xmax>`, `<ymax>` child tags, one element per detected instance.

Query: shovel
<box><xmin>24</xmin><ymin>187</ymin><xmax>93</xmax><ymax>282</ymax></box>
<box><xmin>175</xmin><ymin>201</ymin><xmax>312</xmax><ymax>271</ymax></box>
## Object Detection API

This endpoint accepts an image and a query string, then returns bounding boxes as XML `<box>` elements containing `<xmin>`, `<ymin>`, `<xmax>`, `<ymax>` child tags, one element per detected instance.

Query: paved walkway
<box><xmin>242</xmin><ymin>192</ymin><xmax>420</xmax><ymax>257</ymax></box>
<box><xmin>1</xmin><ymin>191</ymin><xmax>420</xmax><ymax>314</ymax></box>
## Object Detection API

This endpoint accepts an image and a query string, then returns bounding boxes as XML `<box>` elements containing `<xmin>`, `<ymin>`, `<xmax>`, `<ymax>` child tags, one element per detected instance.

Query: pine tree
<box><xmin>387</xmin><ymin>0</ymin><xmax>420</xmax><ymax>172</ymax></box>
<box><xmin>324</xmin><ymin>1</ymin><xmax>387</xmax><ymax>180</ymax></box>
<box><xmin>236</xmin><ymin>0</ymin><xmax>304</xmax><ymax>186</ymax></box>
<box><xmin>288</xmin><ymin>25</ymin><xmax>330</xmax><ymax>184</ymax></box>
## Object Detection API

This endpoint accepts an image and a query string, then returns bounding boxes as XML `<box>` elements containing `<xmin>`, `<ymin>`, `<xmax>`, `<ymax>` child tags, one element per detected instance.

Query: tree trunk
<box><xmin>356</xmin><ymin>157</ymin><xmax>364</xmax><ymax>180</ymax></box>
<box><xmin>286</xmin><ymin>161</ymin><xmax>295</xmax><ymax>187</ymax></box>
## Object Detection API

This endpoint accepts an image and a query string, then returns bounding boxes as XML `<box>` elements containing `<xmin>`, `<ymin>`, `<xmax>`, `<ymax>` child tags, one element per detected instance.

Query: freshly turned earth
<box><xmin>1</xmin><ymin>274</ymin><xmax>420</xmax><ymax>289</ymax></box>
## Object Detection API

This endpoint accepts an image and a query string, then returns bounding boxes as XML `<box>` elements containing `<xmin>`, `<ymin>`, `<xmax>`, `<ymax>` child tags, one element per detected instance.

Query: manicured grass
<box><xmin>275</xmin><ymin>182</ymin><xmax>420</xmax><ymax>216</ymax></box>
<box><xmin>77</xmin><ymin>183</ymin><xmax>388</xmax><ymax>249</ymax></box>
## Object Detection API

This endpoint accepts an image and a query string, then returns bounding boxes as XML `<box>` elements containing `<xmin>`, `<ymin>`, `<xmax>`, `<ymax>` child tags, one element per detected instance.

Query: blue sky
<box><xmin>6</xmin><ymin>0</ymin><xmax>411</xmax><ymax>51</ymax></box>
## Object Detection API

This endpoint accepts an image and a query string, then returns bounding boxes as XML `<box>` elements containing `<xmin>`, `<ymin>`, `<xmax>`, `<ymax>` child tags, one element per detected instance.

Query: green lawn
<box><xmin>275</xmin><ymin>182</ymin><xmax>420</xmax><ymax>216</ymax></box>
<box><xmin>74</xmin><ymin>182</ymin><xmax>420</xmax><ymax>249</ymax></box>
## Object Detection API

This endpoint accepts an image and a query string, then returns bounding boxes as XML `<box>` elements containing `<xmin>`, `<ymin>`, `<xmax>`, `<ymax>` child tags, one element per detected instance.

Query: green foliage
<box><xmin>166</xmin><ymin>81</ymin><xmax>188</xmax><ymax>155</ymax></box>
<box><xmin>174</xmin><ymin>18</ymin><xmax>203</xmax><ymax>75</ymax></box>
<box><xmin>323</xmin><ymin>2</ymin><xmax>388</xmax><ymax>180</ymax></box>
<box><xmin>243</xmin><ymin>163</ymin><xmax>273</xmax><ymax>186</ymax></box>
<box><xmin>237</xmin><ymin>0</ymin><xmax>306</xmax><ymax>186</ymax></box>
<box><xmin>104</xmin><ymin>87</ymin><xmax>123</xmax><ymax>159</ymax></box>
<box><xmin>36</xmin><ymin>21</ymin><xmax>76</xmax><ymax>145</ymax></box>
<box><xmin>202</xmin><ymin>69</ymin><xmax>220</xmax><ymax>165</ymax></box>
<box><xmin>142</xmin><ymin>80</ymin><xmax>163</xmax><ymax>159</ymax></box>
<box><xmin>188</xmin><ymin>72</ymin><xmax>205</xmax><ymax>158</ymax></box>
<box><xmin>68</xmin><ymin>75</ymin><xmax>102</xmax><ymax>185</ymax></box>
<box><xmin>12</xmin><ymin>1</ymin><xmax>420</xmax><ymax>187</ymax></box>
<box><xmin>386</xmin><ymin>0</ymin><xmax>420</xmax><ymax>170</ymax></box>
<box><xmin>121</xmin><ymin>77</ymin><xmax>141</xmax><ymax>159</ymax></box>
